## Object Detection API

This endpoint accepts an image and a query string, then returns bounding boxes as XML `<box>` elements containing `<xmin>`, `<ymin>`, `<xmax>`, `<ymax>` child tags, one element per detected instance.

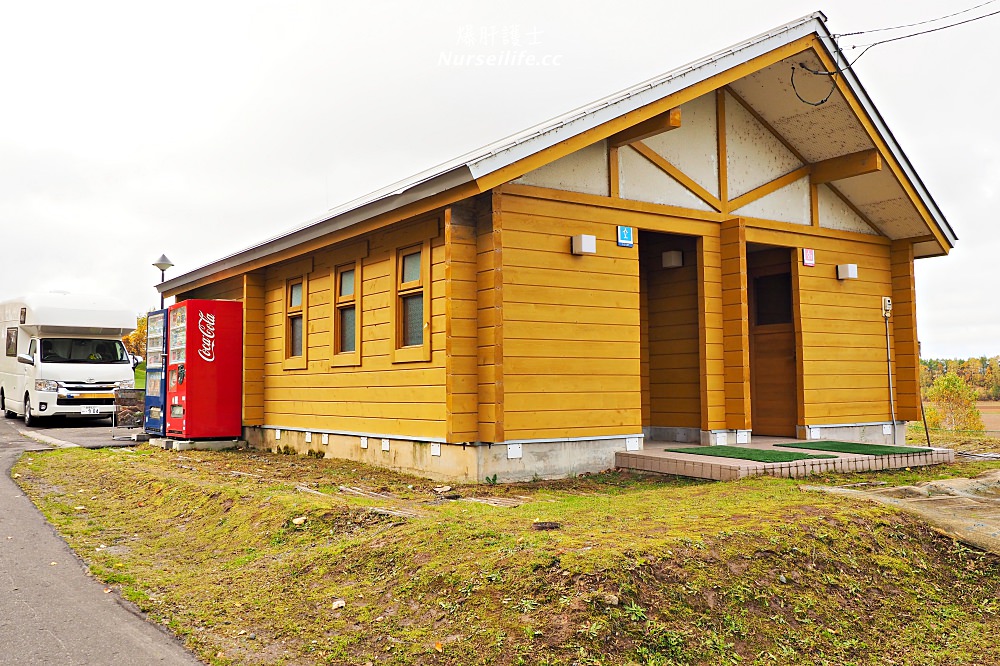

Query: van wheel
<box><xmin>1</xmin><ymin>392</ymin><xmax>14</xmax><ymax>419</ymax></box>
<box><xmin>23</xmin><ymin>395</ymin><xmax>38</xmax><ymax>427</ymax></box>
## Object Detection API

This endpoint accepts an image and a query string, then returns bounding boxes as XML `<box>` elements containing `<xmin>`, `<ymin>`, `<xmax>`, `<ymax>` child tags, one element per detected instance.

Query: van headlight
<box><xmin>115</xmin><ymin>379</ymin><xmax>135</xmax><ymax>389</ymax></box>
<box><xmin>35</xmin><ymin>379</ymin><xmax>58</xmax><ymax>392</ymax></box>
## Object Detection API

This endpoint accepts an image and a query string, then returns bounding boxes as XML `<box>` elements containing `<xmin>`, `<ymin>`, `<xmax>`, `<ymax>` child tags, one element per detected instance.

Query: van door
<box><xmin>5</xmin><ymin>330</ymin><xmax>28</xmax><ymax>414</ymax></box>
<box><xmin>19</xmin><ymin>339</ymin><xmax>37</xmax><ymax>411</ymax></box>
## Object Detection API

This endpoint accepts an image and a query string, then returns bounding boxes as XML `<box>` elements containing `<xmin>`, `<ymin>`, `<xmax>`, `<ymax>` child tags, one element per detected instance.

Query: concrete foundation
<box><xmin>150</xmin><ymin>438</ymin><xmax>243</xmax><ymax>452</ymax></box>
<box><xmin>649</xmin><ymin>423</ymin><xmax>905</xmax><ymax>447</ymax></box>
<box><xmin>796</xmin><ymin>422</ymin><xmax>906</xmax><ymax>446</ymax></box>
<box><xmin>245</xmin><ymin>426</ymin><xmax>640</xmax><ymax>483</ymax></box>
<box><xmin>645</xmin><ymin>427</ymin><xmax>752</xmax><ymax>446</ymax></box>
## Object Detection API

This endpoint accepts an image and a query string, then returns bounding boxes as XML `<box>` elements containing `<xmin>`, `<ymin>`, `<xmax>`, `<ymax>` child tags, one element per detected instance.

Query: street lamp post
<box><xmin>152</xmin><ymin>254</ymin><xmax>174</xmax><ymax>309</ymax></box>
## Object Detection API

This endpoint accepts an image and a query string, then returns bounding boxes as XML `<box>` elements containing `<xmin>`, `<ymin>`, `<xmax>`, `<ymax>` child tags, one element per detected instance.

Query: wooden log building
<box><xmin>159</xmin><ymin>13</ymin><xmax>957</xmax><ymax>482</ymax></box>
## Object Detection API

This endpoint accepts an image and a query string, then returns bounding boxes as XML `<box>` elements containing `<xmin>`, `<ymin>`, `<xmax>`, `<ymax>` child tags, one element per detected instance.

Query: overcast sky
<box><xmin>1</xmin><ymin>1</ymin><xmax>997</xmax><ymax>359</ymax></box>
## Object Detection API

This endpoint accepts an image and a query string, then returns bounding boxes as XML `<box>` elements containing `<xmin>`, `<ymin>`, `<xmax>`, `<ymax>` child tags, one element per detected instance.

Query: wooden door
<box><xmin>749</xmin><ymin>253</ymin><xmax>797</xmax><ymax>437</ymax></box>
<box><xmin>750</xmin><ymin>325</ymin><xmax>796</xmax><ymax>436</ymax></box>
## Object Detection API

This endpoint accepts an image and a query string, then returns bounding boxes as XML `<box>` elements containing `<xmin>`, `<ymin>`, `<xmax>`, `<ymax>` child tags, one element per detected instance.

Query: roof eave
<box><xmin>158</xmin><ymin>163</ymin><xmax>477</xmax><ymax>295</ymax></box>
<box><xmin>813</xmin><ymin>25</ymin><xmax>957</xmax><ymax>248</ymax></box>
<box><xmin>466</xmin><ymin>13</ymin><xmax>828</xmax><ymax>180</ymax></box>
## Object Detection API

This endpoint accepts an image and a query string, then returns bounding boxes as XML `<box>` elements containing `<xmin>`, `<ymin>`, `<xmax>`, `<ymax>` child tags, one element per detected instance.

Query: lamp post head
<box><xmin>152</xmin><ymin>254</ymin><xmax>174</xmax><ymax>273</ymax></box>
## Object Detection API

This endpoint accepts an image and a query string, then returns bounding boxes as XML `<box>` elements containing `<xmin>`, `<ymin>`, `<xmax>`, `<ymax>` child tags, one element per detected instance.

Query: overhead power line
<box><xmin>841</xmin><ymin>7</ymin><xmax>1000</xmax><ymax>51</ymax></box>
<box><xmin>790</xmin><ymin>4</ymin><xmax>1000</xmax><ymax>105</ymax></box>
<box><xmin>833</xmin><ymin>0</ymin><xmax>998</xmax><ymax>37</ymax></box>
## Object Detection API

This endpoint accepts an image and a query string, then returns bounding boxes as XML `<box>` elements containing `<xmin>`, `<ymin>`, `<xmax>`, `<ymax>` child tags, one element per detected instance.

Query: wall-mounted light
<box><xmin>836</xmin><ymin>263</ymin><xmax>858</xmax><ymax>280</ymax></box>
<box><xmin>662</xmin><ymin>250</ymin><xmax>683</xmax><ymax>268</ymax></box>
<box><xmin>571</xmin><ymin>234</ymin><xmax>596</xmax><ymax>255</ymax></box>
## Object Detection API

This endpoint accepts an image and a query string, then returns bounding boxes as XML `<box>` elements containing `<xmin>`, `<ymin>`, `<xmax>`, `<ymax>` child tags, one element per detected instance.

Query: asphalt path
<box><xmin>4</xmin><ymin>414</ymin><xmax>142</xmax><ymax>450</ymax></box>
<box><xmin>0</xmin><ymin>418</ymin><xmax>200</xmax><ymax>665</ymax></box>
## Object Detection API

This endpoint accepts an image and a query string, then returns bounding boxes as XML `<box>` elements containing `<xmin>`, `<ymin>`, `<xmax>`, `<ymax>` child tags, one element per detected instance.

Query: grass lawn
<box><xmin>774</xmin><ymin>441</ymin><xmax>932</xmax><ymax>456</ymax></box>
<box><xmin>664</xmin><ymin>446</ymin><xmax>836</xmax><ymax>462</ymax></box>
<box><xmin>13</xmin><ymin>447</ymin><xmax>1000</xmax><ymax>666</ymax></box>
<box><xmin>133</xmin><ymin>361</ymin><xmax>146</xmax><ymax>390</ymax></box>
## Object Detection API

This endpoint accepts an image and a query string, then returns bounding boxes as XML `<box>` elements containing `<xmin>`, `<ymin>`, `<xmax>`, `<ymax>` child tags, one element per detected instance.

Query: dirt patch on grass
<box><xmin>978</xmin><ymin>401</ymin><xmax>1000</xmax><ymax>432</ymax></box>
<box><xmin>13</xmin><ymin>445</ymin><xmax>1000</xmax><ymax>665</ymax></box>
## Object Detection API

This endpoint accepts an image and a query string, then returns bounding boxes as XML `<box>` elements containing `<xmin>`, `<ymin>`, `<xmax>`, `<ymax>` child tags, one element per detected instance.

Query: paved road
<box><xmin>0</xmin><ymin>419</ymin><xmax>200</xmax><ymax>665</ymax></box>
<box><xmin>3</xmin><ymin>414</ymin><xmax>142</xmax><ymax>450</ymax></box>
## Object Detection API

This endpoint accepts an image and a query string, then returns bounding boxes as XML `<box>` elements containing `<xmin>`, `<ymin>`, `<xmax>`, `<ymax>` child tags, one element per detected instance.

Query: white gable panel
<box><xmin>732</xmin><ymin>176</ymin><xmax>810</xmax><ymax>225</ymax></box>
<box><xmin>817</xmin><ymin>185</ymin><xmax>878</xmax><ymax>236</ymax></box>
<box><xmin>642</xmin><ymin>93</ymin><xmax>719</xmax><ymax>197</ymax></box>
<box><xmin>513</xmin><ymin>140</ymin><xmax>609</xmax><ymax>196</ymax></box>
<box><xmin>725</xmin><ymin>91</ymin><xmax>804</xmax><ymax>199</ymax></box>
<box><xmin>619</xmin><ymin>145</ymin><xmax>712</xmax><ymax>211</ymax></box>
<box><xmin>857</xmin><ymin>197</ymin><xmax>928</xmax><ymax>240</ymax></box>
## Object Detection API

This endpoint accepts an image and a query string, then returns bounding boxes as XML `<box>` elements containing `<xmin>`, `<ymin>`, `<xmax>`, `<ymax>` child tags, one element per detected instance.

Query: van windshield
<box><xmin>40</xmin><ymin>338</ymin><xmax>129</xmax><ymax>364</ymax></box>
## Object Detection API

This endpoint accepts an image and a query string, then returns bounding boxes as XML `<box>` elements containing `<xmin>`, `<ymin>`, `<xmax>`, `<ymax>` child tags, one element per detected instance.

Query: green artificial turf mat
<box><xmin>664</xmin><ymin>446</ymin><xmax>838</xmax><ymax>463</ymax></box>
<box><xmin>773</xmin><ymin>441</ymin><xmax>933</xmax><ymax>456</ymax></box>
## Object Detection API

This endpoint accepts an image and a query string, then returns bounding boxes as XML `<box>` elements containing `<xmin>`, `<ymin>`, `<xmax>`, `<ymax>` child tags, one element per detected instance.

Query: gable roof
<box><xmin>161</xmin><ymin>11</ymin><xmax>955</xmax><ymax>297</ymax></box>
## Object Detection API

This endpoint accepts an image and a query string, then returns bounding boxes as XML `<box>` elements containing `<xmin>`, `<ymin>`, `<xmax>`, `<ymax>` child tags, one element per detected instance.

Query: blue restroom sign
<box><xmin>617</xmin><ymin>225</ymin><xmax>634</xmax><ymax>248</ymax></box>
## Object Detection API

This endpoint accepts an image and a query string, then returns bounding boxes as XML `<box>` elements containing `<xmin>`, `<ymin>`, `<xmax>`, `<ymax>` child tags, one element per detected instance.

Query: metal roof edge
<box><xmin>813</xmin><ymin>24</ymin><xmax>957</xmax><ymax>247</ymax></box>
<box><xmin>158</xmin><ymin>163</ymin><xmax>475</xmax><ymax>294</ymax></box>
<box><xmin>467</xmin><ymin>12</ymin><xmax>827</xmax><ymax>178</ymax></box>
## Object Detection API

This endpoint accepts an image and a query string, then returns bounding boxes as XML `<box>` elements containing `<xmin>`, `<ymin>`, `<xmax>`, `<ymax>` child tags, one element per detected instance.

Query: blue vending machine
<box><xmin>144</xmin><ymin>308</ymin><xmax>168</xmax><ymax>435</ymax></box>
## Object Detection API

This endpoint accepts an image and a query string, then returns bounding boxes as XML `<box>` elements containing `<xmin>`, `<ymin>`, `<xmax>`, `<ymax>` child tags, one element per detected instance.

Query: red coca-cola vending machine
<box><xmin>165</xmin><ymin>299</ymin><xmax>243</xmax><ymax>439</ymax></box>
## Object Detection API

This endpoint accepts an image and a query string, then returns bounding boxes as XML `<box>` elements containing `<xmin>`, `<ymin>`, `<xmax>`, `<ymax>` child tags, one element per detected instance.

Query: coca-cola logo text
<box><xmin>197</xmin><ymin>311</ymin><xmax>216</xmax><ymax>362</ymax></box>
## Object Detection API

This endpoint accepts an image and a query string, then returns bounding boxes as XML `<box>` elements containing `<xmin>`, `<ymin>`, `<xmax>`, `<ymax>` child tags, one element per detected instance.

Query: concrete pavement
<box><xmin>0</xmin><ymin>418</ymin><xmax>200</xmax><ymax>665</ymax></box>
<box><xmin>7</xmin><ymin>415</ymin><xmax>142</xmax><ymax>450</ymax></box>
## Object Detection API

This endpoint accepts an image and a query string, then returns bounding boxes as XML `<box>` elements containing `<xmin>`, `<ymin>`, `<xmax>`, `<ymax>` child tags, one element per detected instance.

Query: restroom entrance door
<box><xmin>749</xmin><ymin>247</ymin><xmax>797</xmax><ymax>437</ymax></box>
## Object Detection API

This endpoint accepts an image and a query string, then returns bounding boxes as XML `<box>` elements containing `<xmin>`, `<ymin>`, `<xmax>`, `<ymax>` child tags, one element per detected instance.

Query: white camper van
<box><xmin>0</xmin><ymin>292</ymin><xmax>137</xmax><ymax>426</ymax></box>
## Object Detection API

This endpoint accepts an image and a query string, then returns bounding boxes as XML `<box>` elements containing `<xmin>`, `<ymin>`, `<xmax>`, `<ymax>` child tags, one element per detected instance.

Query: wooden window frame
<box><xmin>282</xmin><ymin>274</ymin><xmax>308</xmax><ymax>370</ymax></box>
<box><xmin>391</xmin><ymin>239</ymin><xmax>432</xmax><ymax>363</ymax></box>
<box><xmin>330</xmin><ymin>259</ymin><xmax>362</xmax><ymax>367</ymax></box>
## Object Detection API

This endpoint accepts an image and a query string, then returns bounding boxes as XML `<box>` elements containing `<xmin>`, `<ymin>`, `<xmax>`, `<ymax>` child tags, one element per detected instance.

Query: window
<box><xmin>5</xmin><ymin>328</ymin><xmax>16</xmax><ymax>357</ymax></box>
<box><xmin>288</xmin><ymin>279</ymin><xmax>303</xmax><ymax>356</ymax></box>
<box><xmin>283</xmin><ymin>276</ymin><xmax>308</xmax><ymax>370</ymax></box>
<box><xmin>331</xmin><ymin>261</ymin><xmax>362</xmax><ymax>366</ymax></box>
<box><xmin>753</xmin><ymin>273</ymin><xmax>793</xmax><ymax>325</ymax></box>
<box><xmin>399</xmin><ymin>249</ymin><xmax>423</xmax><ymax>347</ymax></box>
<box><xmin>37</xmin><ymin>338</ymin><xmax>129</xmax><ymax>363</ymax></box>
<box><xmin>392</xmin><ymin>240</ymin><xmax>431</xmax><ymax>363</ymax></box>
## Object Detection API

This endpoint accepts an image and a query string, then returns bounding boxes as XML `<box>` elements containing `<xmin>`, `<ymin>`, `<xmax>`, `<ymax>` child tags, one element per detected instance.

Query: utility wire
<box><xmin>796</xmin><ymin>6</ymin><xmax>1000</xmax><ymax>84</ymax></box>
<box><xmin>843</xmin><ymin>8</ymin><xmax>1000</xmax><ymax>49</ymax></box>
<box><xmin>833</xmin><ymin>0</ymin><xmax>998</xmax><ymax>37</ymax></box>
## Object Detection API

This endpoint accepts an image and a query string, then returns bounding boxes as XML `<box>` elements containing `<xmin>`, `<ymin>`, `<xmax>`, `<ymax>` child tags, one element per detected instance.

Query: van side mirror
<box><xmin>16</xmin><ymin>353</ymin><xmax>34</xmax><ymax>366</ymax></box>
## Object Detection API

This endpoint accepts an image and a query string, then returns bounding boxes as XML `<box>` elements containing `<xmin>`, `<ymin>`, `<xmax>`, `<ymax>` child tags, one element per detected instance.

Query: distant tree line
<box><xmin>921</xmin><ymin>357</ymin><xmax>1000</xmax><ymax>401</ymax></box>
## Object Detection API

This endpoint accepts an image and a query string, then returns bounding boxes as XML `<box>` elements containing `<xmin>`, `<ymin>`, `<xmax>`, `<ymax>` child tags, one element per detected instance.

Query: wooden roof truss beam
<box><xmin>809</xmin><ymin>149</ymin><xmax>882</xmax><ymax>185</ymax></box>
<box><xmin>608</xmin><ymin>108</ymin><xmax>682</xmax><ymax>148</ymax></box>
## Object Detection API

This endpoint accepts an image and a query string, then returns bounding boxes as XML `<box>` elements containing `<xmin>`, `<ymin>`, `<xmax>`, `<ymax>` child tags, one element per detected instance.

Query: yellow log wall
<box><xmin>891</xmin><ymin>241</ymin><xmax>921</xmax><ymax>421</ymax></box>
<box><xmin>178</xmin><ymin>275</ymin><xmax>244</xmax><ymax>302</ymax></box>
<box><xmin>747</xmin><ymin>225</ymin><xmax>896</xmax><ymax>425</ymax></box>
<box><xmin>477</xmin><ymin>193</ymin><xmax>502</xmax><ymax>442</ymax></box>
<box><xmin>720</xmin><ymin>219</ymin><xmax>750</xmax><ymax>430</ymax></box>
<box><xmin>260</xmin><ymin>217</ymin><xmax>448</xmax><ymax>439</ymax></box>
<box><xmin>639</xmin><ymin>263</ymin><xmax>650</xmax><ymax>427</ymax></box>
<box><xmin>445</xmin><ymin>200</ymin><xmax>481</xmax><ymax>442</ymax></box>
<box><xmin>242</xmin><ymin>272</ymin><xmax>265</xmax><ymax>426</ymax></box>
<box><xmin>496</xmin><ymin>188</ymin><xmax>643</xmax><ymax>440</ymax></box>
<box><xmin>698</xmin><ymin>234</ymin><xmax>726</xmax><ymax>431</ymax></box>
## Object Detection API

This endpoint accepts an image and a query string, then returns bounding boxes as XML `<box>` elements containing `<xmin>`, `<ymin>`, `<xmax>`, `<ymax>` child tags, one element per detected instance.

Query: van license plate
<box><xmin>81</xmin><ymin>406</ymin><xmax>101</xmax><ymax>415</ymax></box>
